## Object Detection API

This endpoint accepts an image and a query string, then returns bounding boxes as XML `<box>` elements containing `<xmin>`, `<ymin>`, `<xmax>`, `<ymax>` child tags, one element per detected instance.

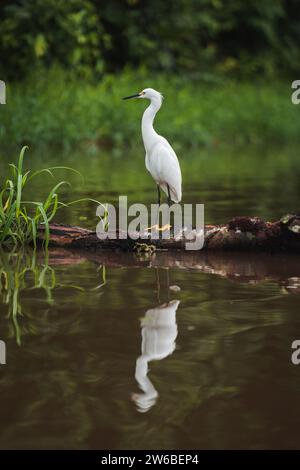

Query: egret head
<box><xmin>123</xmin><ymin>88</ymin><xmax>163</xmax><ymax>105</ymax></box>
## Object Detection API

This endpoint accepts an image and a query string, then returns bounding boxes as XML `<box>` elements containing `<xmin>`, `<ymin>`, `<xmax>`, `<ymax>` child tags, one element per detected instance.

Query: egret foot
<box><xmin>144</xmin><ymin>224</ymin><xmax>172</xmax><ymax>232</ymax></box>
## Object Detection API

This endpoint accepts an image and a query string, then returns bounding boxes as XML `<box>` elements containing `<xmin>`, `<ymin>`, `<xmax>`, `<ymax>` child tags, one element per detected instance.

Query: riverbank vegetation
<box><xmin>0</xmin><ymin>146</ymin><xmax>79</xmax><ymax>247</ymax></box>
<box><xmin>1</xmin><ymin>69</ymin><xmax>299</xmax><ymax>150</ymax></box>
<box><xmin>0</xmin><ymin>1</ymin><xmax>299</xmax><ymax>150</ymax></box>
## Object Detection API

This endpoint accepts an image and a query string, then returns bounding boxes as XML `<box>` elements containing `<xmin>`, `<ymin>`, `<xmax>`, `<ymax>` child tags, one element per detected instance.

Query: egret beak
<box><xmin>123</xmin><ymin>93</ymin><xmax>141</xmax><ymax>100</ymax></box>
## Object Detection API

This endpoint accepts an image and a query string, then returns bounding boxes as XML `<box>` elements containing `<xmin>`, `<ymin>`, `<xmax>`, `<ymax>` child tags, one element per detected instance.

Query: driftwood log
<box><xmin>37</xmin><ymin>214</ymin><xmax>300</xmax><ymax>253</ymax></box>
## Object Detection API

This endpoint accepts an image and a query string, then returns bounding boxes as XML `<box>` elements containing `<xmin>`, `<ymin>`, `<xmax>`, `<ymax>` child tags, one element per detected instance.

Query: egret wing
<box><xmin>151</xmin><ymin>143</ymin><xmax>182</xmax><ymax>202</ymax></box>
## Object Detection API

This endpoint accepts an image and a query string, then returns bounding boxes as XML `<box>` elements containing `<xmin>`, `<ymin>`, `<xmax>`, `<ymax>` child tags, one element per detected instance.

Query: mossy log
<box><xmin>36</xmin><ymin>214</ymin><xmax>300</xmax><ymax>253</ymax></box>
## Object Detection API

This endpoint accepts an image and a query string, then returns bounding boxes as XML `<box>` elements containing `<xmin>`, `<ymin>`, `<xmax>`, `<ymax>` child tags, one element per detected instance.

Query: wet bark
<box><xmin>37</xmin><ymin>214</ymin><xmax>300</xmax><ymax>253</ymax></box>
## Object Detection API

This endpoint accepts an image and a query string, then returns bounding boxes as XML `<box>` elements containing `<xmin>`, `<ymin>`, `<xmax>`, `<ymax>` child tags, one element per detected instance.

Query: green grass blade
<box><xmin>27</xmin><ymin>168</ymin><xmax>54</xmax><ymax>182</ymax></box>
<box><xmin>15</xmin><ymin>173</ymin><xmax>23</xmax><ymax>217</ymax></box>
<box><xmin>36</xmin><ymin>204</ymin><xmax>50</xmax><ymax>248</ymax></box>
<box><xmin>0</xmin><ymin>201</ymin><xmax>17</xmax><ymax>243</ymax></box>
<box><xmin>18</xmin><ymin>146</ymin><xmax>29</xmax><ymax>175</ymax></box>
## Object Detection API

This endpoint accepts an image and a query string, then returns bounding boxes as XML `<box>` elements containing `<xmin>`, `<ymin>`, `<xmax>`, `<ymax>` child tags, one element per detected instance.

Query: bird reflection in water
<box><xmin>132</xmin><ymin>269</ymin><xmax>180</xmax><ymax>413</ymax></box>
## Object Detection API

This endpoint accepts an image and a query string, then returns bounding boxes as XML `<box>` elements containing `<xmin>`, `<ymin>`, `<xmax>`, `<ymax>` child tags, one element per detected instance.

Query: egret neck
<box><xmin>141</xmin><ymin>97</ymin><xmax>162</xmax><ymax>154</ymax></box>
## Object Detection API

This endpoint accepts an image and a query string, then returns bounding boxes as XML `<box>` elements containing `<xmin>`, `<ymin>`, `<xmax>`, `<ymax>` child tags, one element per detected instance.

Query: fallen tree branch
<box><xmin>37</xmin><ymin>214</ymin><xmax>300</xmax><ymax>253</ymax></box>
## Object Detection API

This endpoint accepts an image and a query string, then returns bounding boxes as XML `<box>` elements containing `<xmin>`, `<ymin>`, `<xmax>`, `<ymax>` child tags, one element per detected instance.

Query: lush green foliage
<box><xmin>0</xmin><ymin>146</ymin><xmax>80</xmax><ymax>247</ymax></box>
<box><xmin>1</xmin><ymin>2</ymin><xmax>299</xmax><ymax>150</ymax></box>
<box><xmin>1</xmin><ymin>0</ymin><xmax>300</xmax><ymax>80</ymax></box>
<box><xmin>1</xmin><ymin>68</ymin><xmax>299</xmax><ymax>149</ymax></box>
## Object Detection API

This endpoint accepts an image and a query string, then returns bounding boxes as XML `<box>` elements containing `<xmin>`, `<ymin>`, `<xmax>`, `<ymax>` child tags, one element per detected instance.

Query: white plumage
<box><xmin>133</xmin><ymin>300</ymin><xmax>180</xmax><ymax>413</ymax></box>
<box><xmin>123</xmin><ymin>88</ymin><xmax>182</xmax><ymax>203</ymax></box>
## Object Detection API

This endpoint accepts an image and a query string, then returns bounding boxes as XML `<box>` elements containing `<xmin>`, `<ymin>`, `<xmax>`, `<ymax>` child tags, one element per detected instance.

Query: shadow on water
<box><xmin>0</xmin><ymin>247</ymin><xmax>300</xmax><ymax>449</ymax></box>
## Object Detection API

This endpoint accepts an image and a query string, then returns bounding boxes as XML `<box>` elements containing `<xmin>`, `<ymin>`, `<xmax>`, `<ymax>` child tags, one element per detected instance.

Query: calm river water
<box><xmin>0</xmin><ymin>144</ymin><xmax>299</xmax><ymax>449</ymax></box>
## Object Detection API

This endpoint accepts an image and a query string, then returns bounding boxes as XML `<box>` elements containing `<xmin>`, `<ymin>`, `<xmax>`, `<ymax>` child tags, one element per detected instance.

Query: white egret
<box><xmin>123</xmin><ymin>88</ymin><xmax>182</xmax><ymax>205</ymax></box>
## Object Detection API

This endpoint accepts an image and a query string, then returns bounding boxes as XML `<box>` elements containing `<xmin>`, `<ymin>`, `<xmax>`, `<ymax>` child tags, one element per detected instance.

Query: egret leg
<box><xmin>157</xmin><ymin>184</ymin><xmax>161</xmax><ymax>206</ymax></box>
<box><xmin>167</xmin><ymin>184</ymin><xmax>173</xmax><ymax>238</ymax></box>
<box><xmin>167</xmin><ymin>184</ymin><xmax>171</xmax><ymax>206</ymax></box>
<box><xmin>154</xmin><ymin>185</ymin><xmax>161</xmax><ymax>230</ymax></box>
<box><xmin>143</xmin><ymin>185</ymin><xmax>171</xmax><ymax>232</ymax></box>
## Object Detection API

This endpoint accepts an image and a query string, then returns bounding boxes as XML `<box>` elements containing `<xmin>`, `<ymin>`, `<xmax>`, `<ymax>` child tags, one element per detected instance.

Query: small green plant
<box><xmin>0</xmin><ymin>146</ymin><xmax>108</xmax><ymax>247</ymax></box>
<box><xmin>0</xmin><ymin>146</ymin><xmax>76</xmax><ymax>247</ymax></box>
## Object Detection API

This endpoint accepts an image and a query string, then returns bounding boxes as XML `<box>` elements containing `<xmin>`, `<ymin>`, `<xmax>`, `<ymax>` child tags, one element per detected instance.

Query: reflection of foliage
<box><xmin>0</xmin><ymin>249</ymin><xmax>107</xmax><ymax>345</ymax></box>
<box><xmin>0</xmin><ymin>249</ymin><xmax>57</xmax><ymax>344</ymax></box>
<box><xmin>93</xmin><ymin>264</ymin><xmax>106</xmax><ymax>291</ymax></box>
